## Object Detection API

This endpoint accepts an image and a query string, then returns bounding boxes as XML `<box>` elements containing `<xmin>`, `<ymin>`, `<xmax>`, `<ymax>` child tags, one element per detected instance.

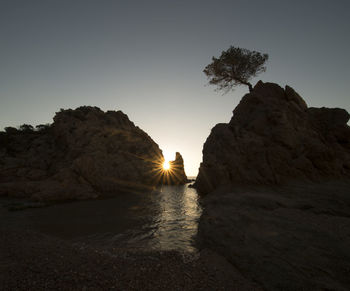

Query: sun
<box><xmin>163</xmin><ymin>160</ymin><xmax>170</xmax><ymax>171</ymax></box>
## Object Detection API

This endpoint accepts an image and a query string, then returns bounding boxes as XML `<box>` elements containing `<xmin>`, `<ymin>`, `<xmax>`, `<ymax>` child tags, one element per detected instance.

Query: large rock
<box><xmin>195</xmin><ymin>82</ymin><xmax>350</xmax><ymax>290</ymax></box>
<box><xmin>195</xmin><ymin>81</ymin><xmax>350</xmax><ymax>194</ymax></box>
<box><xmin>198</xmin><ymin>182</ymin><xmax>350</xmax><ymax>290</ymax></box>
<box><xmin>0</xmin><ymin>106</ymin><xmax>187</xmax><ymax>201</ymax></box>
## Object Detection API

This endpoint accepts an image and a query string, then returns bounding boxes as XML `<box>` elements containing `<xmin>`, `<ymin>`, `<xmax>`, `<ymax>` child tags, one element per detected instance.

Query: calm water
<box><xmin>0</xmin><ymin>184</ymin><xmax>202</xmax><ymax>252</ymax></box>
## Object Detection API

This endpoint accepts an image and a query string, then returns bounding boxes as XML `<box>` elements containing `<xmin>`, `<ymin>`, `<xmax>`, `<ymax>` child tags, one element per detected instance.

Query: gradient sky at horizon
<box><xmin>1</xmin><ymin>0</ymin><xmax>349</xmax><ymax>176</ymax></box>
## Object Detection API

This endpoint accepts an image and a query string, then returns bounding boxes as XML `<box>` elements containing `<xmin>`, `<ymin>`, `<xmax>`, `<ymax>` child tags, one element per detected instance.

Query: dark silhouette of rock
<box><xmin>195</xmin><ymin>81</ymin><xmax>350</xmax><ymax>194</ymax></box>
<box><xmin>160</xmin><ymin>152</ymin><xmax>188</xmax><ymax>185</ymax></box>
<box><xmin>0</xmin><ymin>106</ymin><xmax>187</xmax><ymax>201</ymax></box>
<box><xmin>195</xmin><ymin>82</ymin><xmax>350</xmax><ymax>290</ymax></box>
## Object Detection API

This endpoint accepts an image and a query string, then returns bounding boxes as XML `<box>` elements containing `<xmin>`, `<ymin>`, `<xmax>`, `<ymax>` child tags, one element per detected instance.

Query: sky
<box><xmin>1</xmin><ymin>0</ymin><xmax>349</xmax><ymax>176</ymax></box>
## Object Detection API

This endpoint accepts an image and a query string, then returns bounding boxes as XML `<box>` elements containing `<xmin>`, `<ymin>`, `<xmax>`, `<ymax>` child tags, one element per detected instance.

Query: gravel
<box><xmin>0</xmin><ymin>227</ymin><xmax>262</xmax><ymax>290</ymax></box>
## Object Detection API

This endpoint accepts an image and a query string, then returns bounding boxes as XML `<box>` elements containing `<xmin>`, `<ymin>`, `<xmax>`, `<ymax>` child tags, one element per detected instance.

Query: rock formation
<box><xmin>196</xmin><ymin>82</ymin><xmax>350</xmax><ymax>290</ymax></box>
<box><xmin>161</xmin><ymin>152</ymin><xmax>188</xmax><ymax>185</ymax></box>
<box><xmin>0</xmin><ymin>106</ymin><xmax>187</xmax><ymax>201</ymax></box>
<box><xmin>195</xmin><ymin>81</ymin><xmax>350</xmax><ymax>194</ymax></box>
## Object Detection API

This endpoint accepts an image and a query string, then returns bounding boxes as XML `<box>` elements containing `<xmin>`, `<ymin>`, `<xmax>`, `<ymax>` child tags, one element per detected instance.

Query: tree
<box><xmin>36</xmin><ymin>124</ymin><xmax>51</xmax><ymax>132</ymax></box>
<box><xmin>4</xmin><ymin>127</ymin><xmax>18</xmax><ymax>134</ymax></box>
<box><xmin>203</xmin><ymin>46</ymin><xmax>268</xmax><ymax>93</ymax></box>
<box><xmin>19</xmin><ymin>124</ymin><xmax>34</xmax><ymax>132</ymax></box>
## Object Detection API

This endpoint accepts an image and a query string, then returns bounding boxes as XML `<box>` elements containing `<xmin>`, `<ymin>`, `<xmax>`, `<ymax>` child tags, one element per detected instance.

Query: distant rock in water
<box><xmin>161</xmin><ymin>152</ymin><xmax>188</xmax><ymax>185</ymax></box>
<box><xmin>195</xmin><ymin>81</ymin><xmax>350</xmax><ymax>194</ymax></box>
<box><xmin>0</xmin><ymin>106</ymin><xmax>187</xmax><ymax>201</ymax></box>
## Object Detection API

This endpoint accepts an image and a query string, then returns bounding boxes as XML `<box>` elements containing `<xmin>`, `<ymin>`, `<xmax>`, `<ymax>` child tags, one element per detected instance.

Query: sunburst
<box><xmin>144</xmin><ymin>151</ymin><xmax>183</xmax><ymax>185</ymax></box>
<box><xmin>163</xmin><ymin>160</ymin><xmax>170</xmax><ymax>170</ymax></box>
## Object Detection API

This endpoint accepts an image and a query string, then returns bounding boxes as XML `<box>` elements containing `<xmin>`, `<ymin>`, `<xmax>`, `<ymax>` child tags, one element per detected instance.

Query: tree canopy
<box><xmin>203</xmin><ymin>46</ymin><xmax>268</xmax><ymax>93</ymax></box>
<box><xmin>19</xmin><ymin>124</ymin><xmax>34</xmax><ymax>132</ymax></box>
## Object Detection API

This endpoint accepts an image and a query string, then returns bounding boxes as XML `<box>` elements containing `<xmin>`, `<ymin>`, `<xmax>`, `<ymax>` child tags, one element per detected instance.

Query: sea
<box><xmin>0</xmin><ymin>180</ymin><xmax>201</xmax><ymax>252</ymax></box>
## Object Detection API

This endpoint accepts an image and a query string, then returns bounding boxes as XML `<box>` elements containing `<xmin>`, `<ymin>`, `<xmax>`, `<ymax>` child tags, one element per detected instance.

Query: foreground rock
<box><xmin>196</xmin><ymin>82</ymin><xmax>350</xmax><ymax>290</ymax></box>
<box><xmin>0</xmin><ymin>106</ymin><xmax>187</xmax><ymax>201</ymax></box>
<box><xmin>198</xmin><ymin>182</ymin><xmax>350</xmax><ymax>290</ymax></box>
<box><xmin>195</xmin><ymin>81</ymin><xmax>350</xmax><ymax>193</ymax></box>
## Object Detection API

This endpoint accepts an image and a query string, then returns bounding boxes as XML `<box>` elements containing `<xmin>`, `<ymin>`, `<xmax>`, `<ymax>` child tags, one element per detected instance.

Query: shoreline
<box><xmin>0</xmin><ymin>227</ymin><xmax>262</xmax><ymax>290</ymax></box>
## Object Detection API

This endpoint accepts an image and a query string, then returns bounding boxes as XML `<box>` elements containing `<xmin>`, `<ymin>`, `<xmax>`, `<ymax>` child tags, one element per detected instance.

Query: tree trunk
<box><xmin>247</xmin><ymin>83</ymin><xmax>253</xmax><ymax>92</ymax></box>
<box><xmin>243</xmin><ymin>81</ymin><xmax>253</xmax><ymax>92</ymax></box>
<box><xmin>236</xmin><ymin>78</ymin><xmax>253</xmax><ymax>92</ymax></box>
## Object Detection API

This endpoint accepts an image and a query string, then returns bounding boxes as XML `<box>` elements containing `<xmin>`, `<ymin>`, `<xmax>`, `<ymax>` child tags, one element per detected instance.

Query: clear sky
<box><xmin>1</xmin><ymin>0</ymin><xmax>349</xmax><ymax>176</ymax></box>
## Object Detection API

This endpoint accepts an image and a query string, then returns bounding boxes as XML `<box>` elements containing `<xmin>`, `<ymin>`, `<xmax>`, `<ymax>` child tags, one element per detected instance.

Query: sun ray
<box><xmin>163</xmin><ymin>160</ymin><xmax>170</xmax><ymax>170</ymax></box>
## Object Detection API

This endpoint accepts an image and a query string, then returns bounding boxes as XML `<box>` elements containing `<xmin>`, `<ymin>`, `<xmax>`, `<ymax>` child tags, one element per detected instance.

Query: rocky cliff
<box><xmin>196</xmin><ymin>82</ymin><xmax>350</xmax><ymax>290</ymax></box>
<box><xmin>195</xmin><ymin>81</ymin><xmax>350</xmax><ymax>194</ymax></box>
<box><xmin>0</xmin><ymin>106</ymin><xmax>187</xmax><ymax>201</ymax></box>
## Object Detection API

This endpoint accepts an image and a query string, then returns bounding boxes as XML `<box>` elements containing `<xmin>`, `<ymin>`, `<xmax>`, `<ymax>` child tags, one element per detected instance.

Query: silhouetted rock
<box><xmin>195</xmin><ymin>81</ymin><xmax>350</xmax><ymax>194</ymax></box>
<box><xmin>0</xmin><ymin>106</ymin><xmax>187</xmax><ymax>201</ymax></box>
<box><xmin>196</xmin><ymin>82</ymin><xmax>350</xmax><ymax>290</ymax></box>
<box><xmin>161</xmin><ymin>152</ymin><xmax>188</xmax><ymax>185</ymax></box>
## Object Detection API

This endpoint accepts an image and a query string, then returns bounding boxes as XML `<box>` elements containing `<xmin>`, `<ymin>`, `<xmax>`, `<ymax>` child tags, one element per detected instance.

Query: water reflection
<box><xmin>0</xmin><ymin>184</ymin><xmax>202</xmax><ymax>252</ymax></box>
<box><xmin>150</xmin><ymin>185</ymin><xmax>202</xmax><ymax>251</ymax></box>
